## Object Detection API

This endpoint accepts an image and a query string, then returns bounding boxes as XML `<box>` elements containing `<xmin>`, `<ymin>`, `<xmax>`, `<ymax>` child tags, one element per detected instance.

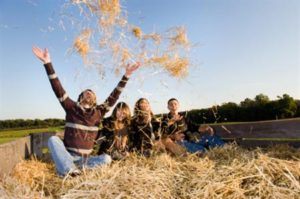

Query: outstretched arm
<box><xmin>99</xmin><ymin>62</ymin><xmax>141</xmax><ymax>114</ymax></box>
<box><xmin>32</xmin><ymin>46</ymin><xmax>74</xmax><ymax>110</ymax></box>
<box><xmin>124</xmin><ymin>62</ymin><xmax>141</xmax><ymax>78</ymax></box>
<box><xmin>32</xmin><ymin>47</ymin><xmax>51</xmax><ymax>64</ymax></box>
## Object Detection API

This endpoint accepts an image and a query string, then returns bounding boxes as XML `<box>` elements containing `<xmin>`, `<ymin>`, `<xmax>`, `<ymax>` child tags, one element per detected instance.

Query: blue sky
<box><xmin>0</xmin><ymin>0</ymin><xmax>299</xmax><ymax>120</ymax></box>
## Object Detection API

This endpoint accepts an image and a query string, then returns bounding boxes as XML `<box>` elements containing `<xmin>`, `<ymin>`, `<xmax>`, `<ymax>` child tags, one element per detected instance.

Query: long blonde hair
<box><xmin>134</xmin><ymin>98</ymin><xmax>154</xmax><ymax>124</ymax></box>
<box><xmin>111</xmin><ymin>102</ymin><xmax>131</xmax><ymax>127</ymax></box>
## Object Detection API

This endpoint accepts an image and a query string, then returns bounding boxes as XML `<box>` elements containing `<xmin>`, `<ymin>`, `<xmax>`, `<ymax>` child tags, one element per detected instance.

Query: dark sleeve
<box><xmin>128</xmin><ymin>120</ymin><xmax>138</xmax><ymax>151</ymax></box>
<box><xmin>185</xmin><ymin>113</ymin><xmax>199</xmax><ymax>132</ymax></box>
<box><xmin>97</xmin><ymin>118</ymin><xmax>114</xmax><ymax>154</ymax></box>
<box><xmin>100</xmin><ymin>118</ymin><xmax>115</xmax><ymax>139</ymax></box>
<box><xmin>182</xmin><ymin>115</ymin><xmax>200</xmax><ymax>142</ymax></box>
<box><xmin>177</xmin><ymin>117</ymin><xmax>188</xmax><ymax>132</ymax></box>
<box><xmin>161</xmin><ymin>115</ymin><xmax>169</xmax><ymax>138</ymax></box>
<box><xmin>44</xmin><ymin>63</ymin><xmax>75</xmax><ymax>111</ymax></box>
<box><xmin>152</xmin><ymin>118</ymin><xmax>161</xmax><ymax>140</ymax></box>
<box><xmin>97</xmin><ymin>75</ymin><xmax>129</xmax><ymax>115</ymax></box>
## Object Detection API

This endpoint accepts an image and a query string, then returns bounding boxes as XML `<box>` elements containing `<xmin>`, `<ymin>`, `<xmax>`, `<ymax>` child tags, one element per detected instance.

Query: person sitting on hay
<box><xmin>129</xmin><ymin>98</ymin><xmax>163</xmax><ymax>157</ymax></box>
<box><xmin>32</xmin><ymin>46</ymin><xmax>140</xmax><ymax>176</ymax></box>
<box><xmin>161</xmin><ymin>98</ymin><xmax>224</xmax><ymax>155</ymax></box>
<box><xmin>97</xmin><ymin>102</ymin><xmax>132</xmax><ymax>160</ymax></box>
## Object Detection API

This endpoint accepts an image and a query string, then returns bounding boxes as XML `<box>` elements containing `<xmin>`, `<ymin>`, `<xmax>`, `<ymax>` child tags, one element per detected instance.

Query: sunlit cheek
<box><xmin>117</xmin><ymin>111</ymin><xmax>126</xmax><ymax>120</ymax></box>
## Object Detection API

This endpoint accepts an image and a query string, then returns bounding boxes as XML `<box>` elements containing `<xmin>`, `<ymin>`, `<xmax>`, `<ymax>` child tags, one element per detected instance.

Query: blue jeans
<box><xmin>48</xmin><ymin>136</ymin><xmax>112</xmax><ymax>176</ymax></box>
<box><xmin>177</xmin><ymin>140</ymin><xmax>206</xmax><ymax>153</ymax></box>
<box><xmin>177</xmin><ymin>135</ymin><xmax>225</xmax><ymax>153</ymax></box>
<box><xmin>197</xmin><ymin>134</ymin><xmax>225</xmax><ymax>148</ymax></box>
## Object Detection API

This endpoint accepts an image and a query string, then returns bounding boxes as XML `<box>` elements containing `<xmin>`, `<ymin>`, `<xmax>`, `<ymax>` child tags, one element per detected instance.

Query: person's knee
<box><xmin>47</xmin><ymin>136</ymin><xmax>60</xmax><ymax>149</ymax></box>
<box><xmin>101</xmin><ymin>154</ymin><xmax>112</xmax><ymax>164</ymax></box>
<box><xmin>162</xmin><ymin>137</ymin><xmax>173</xmax><ymax>144</ymax></box>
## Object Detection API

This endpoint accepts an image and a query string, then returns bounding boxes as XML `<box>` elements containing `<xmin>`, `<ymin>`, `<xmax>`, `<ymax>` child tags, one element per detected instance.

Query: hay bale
<box><xmin>2</xmin><ymin>144</ymin><xmax>300</xmax><ymax>198</ymax></box>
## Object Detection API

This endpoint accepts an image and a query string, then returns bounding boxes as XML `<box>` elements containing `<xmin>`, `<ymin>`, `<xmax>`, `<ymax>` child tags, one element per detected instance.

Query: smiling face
<box><xmin>134</xmin><ymin>98</ymin><xmax>152</xmax><ymax>123</ymax></box>
<box><xmin>139</xmin><ymin>99</ymin><xmax>151</xmax><ymax>112</ymax></box>
<box><xmin>116</xmin><ymin>108</ymin><xmax>130</xmax><ymax>122</ymax></box>
<box><xmin>112</xmin><ymin>102</ymin><xmax>131</xmax><ymax>123</ymax></box>
<box><xmin>79</xmin><ymin>89</ymin><xmax>97</xmax><ymax>108</ymax></box>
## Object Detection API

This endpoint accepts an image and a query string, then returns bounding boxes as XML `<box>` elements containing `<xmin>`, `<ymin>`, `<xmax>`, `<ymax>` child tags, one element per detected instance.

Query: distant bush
<box><xmin>0</xmin><ymin>119</ymin><xmax>64</xmax><ymax>130</ymax></box>
<box><xmin>184</xmin><ymin>93</ymin><xmax>299</xmax><ymax>125</ymax></box>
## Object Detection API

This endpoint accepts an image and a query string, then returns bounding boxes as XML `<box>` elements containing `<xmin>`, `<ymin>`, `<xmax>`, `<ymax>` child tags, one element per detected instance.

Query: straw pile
<box><xmin>132</xmin><ymin>27</ymin><xmax>142</xmax><ymax>39</ymax></box>
<box><xmin>148</xmin><ymin>54</ymin><xmax>189</xmax><ymax>78</ymax></box>
<box><xmin>1</xmin><ymin>143</ymin><xmax>300</xmax><ymax>198</ymax></box>
<box><xmin>169</xmin><ymin>26</ymin><xmax>190</xmax><ymax>48</ymax></box>
<box><xmin>66</xmin><ymin>0</ymin><xmax>192</xmax><ymax>78</ymax></box>
<box><xmin>74</xmin><ymin>29</ymin><xmax>92</xmax><ymax>57</ymax></box>
<box><xmin>143</xmin><ymin>33</ymin><xmax>161</xmax><ymax>45</ymax></box>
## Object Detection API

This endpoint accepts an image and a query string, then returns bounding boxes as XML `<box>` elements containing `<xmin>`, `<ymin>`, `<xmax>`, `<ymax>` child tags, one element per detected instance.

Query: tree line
<box><xmin>185</xmin><ymin>93</ymin><xmax>300</xmax><ymax>127</ymax></box>
<box><xmin>1</xmin><ymin>93</ymin><xmax>299</xmax><ymax>130</ymax></box>
<box><xmin>0</xmin><ymin>118</ymin><xmax>64</xmax><ymax>130</ymax></box>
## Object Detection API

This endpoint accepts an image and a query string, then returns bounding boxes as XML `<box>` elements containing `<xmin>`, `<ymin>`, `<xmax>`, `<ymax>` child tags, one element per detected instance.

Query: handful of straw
<box><xmin>74</xmin><ymin>29</ymin><xmax>92</xmax><ymax>57</ymax></box>
<box><xmin>148</xmin><ymin>54</ymin><xmax>189</xmax><ymax>78</ymax></box>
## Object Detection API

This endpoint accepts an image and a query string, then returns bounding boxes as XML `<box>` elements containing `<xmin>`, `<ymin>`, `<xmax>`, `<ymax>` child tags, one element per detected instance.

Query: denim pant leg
<box><xmin>48</xmin><ymin>136</ymin><xmax>77</xmax><ymax>176</ymax></box>
<box><xmin>199</xmin><ymin>135</ymin><xmax>225</xmax><ymax>148</ymax></box>
<box><xmin>209</xmin><ymin>135</ymin><xmax>225</xmax><ymax>147</ymax></box>
<box><xmin>84</xmin><ymin>154</ymin><xmax>112</xmax><ymax>168</ymax></box>
<box><xmin>177</xmin><ymin>140</ymin><xmax>205</xmax><ymax>153</ymax></box>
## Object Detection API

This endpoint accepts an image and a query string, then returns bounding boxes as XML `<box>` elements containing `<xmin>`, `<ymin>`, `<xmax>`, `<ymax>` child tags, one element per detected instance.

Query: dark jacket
<box><xmin>97</xmin><ymin>117</ymin><xmax>130</xmax><ymax>155</ymax></box>
<box><xmin>129</xmin><ymin>117</ymin><xmax>161</xmax><ymax>154</ymax></box>
<box><xmin>161</xmin><ymin>112</ymin><xmax>188</xmax><ymax>139</ymax></box>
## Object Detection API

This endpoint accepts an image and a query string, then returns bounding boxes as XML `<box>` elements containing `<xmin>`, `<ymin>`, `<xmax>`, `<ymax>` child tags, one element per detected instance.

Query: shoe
<box><xmin>68</xmin><ymin>168</ymin><xmax>81</xmax><ymax>177</ymax></box>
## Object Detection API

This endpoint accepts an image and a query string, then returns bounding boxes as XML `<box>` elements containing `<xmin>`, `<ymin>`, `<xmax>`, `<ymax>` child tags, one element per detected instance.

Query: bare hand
<box><xmin>198</xmin><ymin>125</ymin><xmax>214</xmax><ymax>135</ymax></box>
<box><xmin>32</xmin><ymin>46</ymin><xmax>51</xmax><ymax>64</ymax></box>
<box><xmin>168</xmin><ymin>115</ymin><xmax>183</xmax><ymax>126</ymax></box>
<box><xmin>172</xmin><ymin>131</ymin><xmax>185</xmax><ymax>141</ymax></box>
<box><xmin>174</xmin><ymin>115</ymin><xmax>183</xmax><ymax>122</ymax></box>
<box><xmin>121</xmin><ymin>136</ymin><xmax>128</xmax><ymax>150</ymax></box>
<box><xmin>125</xmin><ymin>62</ymin><xmax>141</xmax><ymax>77</ymax></box>
<box><xmin>114</xmin><ymin>136</ymin><xmax>121</xmax><ymax>149</ymax></box>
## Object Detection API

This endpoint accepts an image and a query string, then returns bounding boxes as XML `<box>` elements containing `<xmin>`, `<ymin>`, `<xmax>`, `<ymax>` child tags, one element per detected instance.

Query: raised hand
<box><xmin>32</xmin><ymin>46</ymin><xmax>51</xmax><ymax>64</ymax></box>
<box><xmin>198</xmin><ymin>125</ymin><xmax>214</xmax><ymax>135</ymax></box>
<box><xmin>172</xmin><ymin>131</ymin><xmax>185</xmax><ymax>141</ymax></box>
<box><xmin>168</xmin><ymin>114</ymin><xmax>183</xmax><ymax>126</ymax></box>
<box><xmin>125</xmin><ymin>62</ymin><xmax>141</xmax><ymax>77</ymax></box>
<box><xmin>173</xmin><ymin>114</ymin><xmax>183</xmax><ymax>122</ymax></box>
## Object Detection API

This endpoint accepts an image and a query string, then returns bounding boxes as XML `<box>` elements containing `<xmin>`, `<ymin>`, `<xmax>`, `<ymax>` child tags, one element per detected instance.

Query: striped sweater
<box><xmin>161</xmin><ymin>112</ymin><xmax>188</xmax><ymax>139</ymax></box>
<box><xmin>44</xmin><ymin>63</ymin><xmax>128</xmax><ymax>155</ymax></box>
<box><xmin>129</xmin><ymin>117</ymin><xmax>161</xmax><ymax>153</ymax></box>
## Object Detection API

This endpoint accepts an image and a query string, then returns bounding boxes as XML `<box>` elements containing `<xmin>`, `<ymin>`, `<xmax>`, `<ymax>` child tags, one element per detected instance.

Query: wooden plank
<box><xmin>0</xmin><ymin>137</ymin><xmax>31</xmax><ymax>177</ymax></box>
<box><xmin>225</xmin><ymin>139</ymin><xmax>300</xmax><ymax>149</ymax></box>
<box><xmin>212</xmin><ymin>118</ymin><xmax>300</xmax><ymax>139</ymax></box>
<box><xmin>30</xmin><ymin>132</ymin><xmax>56</xmax><ymax>159</ymax></box>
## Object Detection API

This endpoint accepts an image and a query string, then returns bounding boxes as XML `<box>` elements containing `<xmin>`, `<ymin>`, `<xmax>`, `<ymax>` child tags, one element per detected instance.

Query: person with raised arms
<box><xmin>32</xmin><ymin>46</ymin><xmax>140</xmax><ymax>176</ymax></box>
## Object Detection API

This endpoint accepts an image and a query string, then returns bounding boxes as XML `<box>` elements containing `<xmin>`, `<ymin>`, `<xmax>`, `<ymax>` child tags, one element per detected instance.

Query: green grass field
<box><xmin>0</xmin><ymin>127</ymin><xmax>64</xmax><ymax>144</ymax></box>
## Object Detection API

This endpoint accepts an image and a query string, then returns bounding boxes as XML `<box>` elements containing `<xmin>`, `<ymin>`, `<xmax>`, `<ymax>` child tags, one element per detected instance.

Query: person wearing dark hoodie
<box><xmin>32</xmin><ymin>46</ymin><xmax>140</xmax><ymax>176</ymax></box>
<box><xmin>161</xmin><ymin>98</ymin><xmax>224</xmax><ymax>155</ymax></box>
<box><xmin>129</xmin><ymin>98</ymin><xmax>162</xmax><ymax>157</ymax></box>
<box><xmin>97</xmin><ymin>102</ymin><xmax>132</xmax><ymax>160</ymax></box>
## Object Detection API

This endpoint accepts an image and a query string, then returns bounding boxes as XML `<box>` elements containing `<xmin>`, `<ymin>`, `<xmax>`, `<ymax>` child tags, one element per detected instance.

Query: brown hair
<box><xmin>77</xmin><ymin>89</ymin><xmax>97</xmax><ymax>108</ymax></box>
<box><xmin>111</xmin><ymin>102</ymin><xmax>131</xmax><ymax>126</ymax></box>
<box><xmin>167</xmin><ymin>98</ymin><xmax>178</xmax><ymax>105</ymax></box>
<box><xmin>134</xmin><ymin>98</ymin><xmax>154</xmax><ymax>124</ymax></box>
